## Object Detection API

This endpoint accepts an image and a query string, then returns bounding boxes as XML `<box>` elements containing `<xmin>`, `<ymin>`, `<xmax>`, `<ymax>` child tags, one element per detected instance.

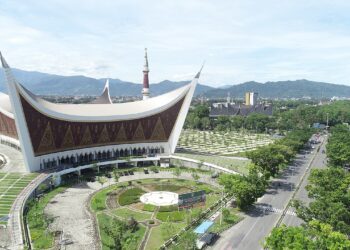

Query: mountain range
<box><xmin>0</xmin><ymin>68</ymin><xmax>350</xmax><ymax>98</ymax></box>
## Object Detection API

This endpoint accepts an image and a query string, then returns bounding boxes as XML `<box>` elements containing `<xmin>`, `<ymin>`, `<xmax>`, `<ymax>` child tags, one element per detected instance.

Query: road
<box><xmin>281</xmin><ymin>136</ymin><xmax>327</xmax><ymax>226</ymax></box>
<box><xmin>211</xmin><ymin>135</ymin><xmax>326</xmax><ymax>250</ymax></box>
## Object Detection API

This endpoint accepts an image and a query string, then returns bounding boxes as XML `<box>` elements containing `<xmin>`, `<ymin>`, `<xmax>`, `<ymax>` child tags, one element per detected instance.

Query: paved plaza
<box><xmin>140</xmin><ymin>191</ymin><xmax>178</xmax><ymax>206</ymax></box>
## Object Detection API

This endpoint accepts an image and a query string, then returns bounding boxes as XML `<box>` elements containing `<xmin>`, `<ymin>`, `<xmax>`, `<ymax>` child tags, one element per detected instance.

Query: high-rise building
<box><xmin>245</xmin><ymin>92</ymin><xmax>258</xmax><ymax>106</ymax></box>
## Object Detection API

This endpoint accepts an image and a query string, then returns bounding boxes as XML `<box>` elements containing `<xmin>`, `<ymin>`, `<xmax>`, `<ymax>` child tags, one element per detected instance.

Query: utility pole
<box><xmin>326</xmin><ymin>112</ymin><xmax>329</xmax><ymax>130</ymax></box>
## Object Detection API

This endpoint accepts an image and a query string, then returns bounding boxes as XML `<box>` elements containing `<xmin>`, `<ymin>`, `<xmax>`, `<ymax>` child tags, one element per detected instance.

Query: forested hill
<box><xmin>1</xmin><ymin>68</ymin><xmax>350</xmax><ymax>98</ymax></box>
<box><xmin>208</xmin><ymin>80</ymin><xmax>350</xmax><ymax>99</ymax></box>
<box><xmin>0</xmin><ymin>68</ymin><xmax>213</xmax><ymax>96</ymax></box>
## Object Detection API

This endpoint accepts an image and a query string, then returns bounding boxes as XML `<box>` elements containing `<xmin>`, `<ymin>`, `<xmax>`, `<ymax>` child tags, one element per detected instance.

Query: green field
<box><xmin>0</xmin><ymin>172</ymin><xmax>38</xmax><ymax>225</ymax></box>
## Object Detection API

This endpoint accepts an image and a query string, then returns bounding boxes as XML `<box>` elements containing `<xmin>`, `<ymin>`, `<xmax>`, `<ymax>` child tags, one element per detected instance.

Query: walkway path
<box><xmin>8</xmin><ymin>173</ymin><xmax>49</xmax><ymax>250</ymax></box>
<box><xmin>210</xmin><ymin>136</ymin><xmax>325</xmax><ymax>250</ymax></box>
<box><xmin>170</xmin><ymin>155</ymin><xmax>240</xmax><ymax>175</ymax></box>
<box><xmin>0</xmin><ymin>144</ymin><xmax>26</xmax><ymax>173</ymax></box>
<box><xmin>119</xmin><ymin>171</ymin><xmax>221</xmax><ymax>188</ymax></box>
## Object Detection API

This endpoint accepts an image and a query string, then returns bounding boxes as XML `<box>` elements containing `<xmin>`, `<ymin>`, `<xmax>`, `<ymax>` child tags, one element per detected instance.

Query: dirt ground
<box><xmin>44</xmin><ymin>182</ymin><xmax>101</xmax><ymax>250</ymax></box>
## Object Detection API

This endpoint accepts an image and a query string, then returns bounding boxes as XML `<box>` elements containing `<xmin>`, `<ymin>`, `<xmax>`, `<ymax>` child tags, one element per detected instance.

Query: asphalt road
<box><xmin>282</xmin><ymin>135</ymin><xmax>327</xmax><ymax>227</ymax></box>
<box><xmin>210</xmin><ymin>136</ymin><xmax>326</xmax><ymax>250</ymax></box>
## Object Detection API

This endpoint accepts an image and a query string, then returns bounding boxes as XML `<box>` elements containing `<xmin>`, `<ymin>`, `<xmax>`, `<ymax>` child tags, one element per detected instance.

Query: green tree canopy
<box><xmin>265</xmin><ymin>221</ymin><xmax>350</xmax><ymax>250</ymax></box>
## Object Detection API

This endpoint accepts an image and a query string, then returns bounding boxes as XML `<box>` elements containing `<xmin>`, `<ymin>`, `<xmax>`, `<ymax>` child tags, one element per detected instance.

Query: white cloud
<box><xmin>1</xmin><ymin>0</ymin><xmax>350</xmax><ymax>86</ymax></box>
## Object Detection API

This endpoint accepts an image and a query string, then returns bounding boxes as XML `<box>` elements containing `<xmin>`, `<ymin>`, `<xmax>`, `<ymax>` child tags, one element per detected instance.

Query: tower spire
<box><xmin>142</xmin><ymin>48</ymin><xmax>150</xmax><ymax>100</ymax></box>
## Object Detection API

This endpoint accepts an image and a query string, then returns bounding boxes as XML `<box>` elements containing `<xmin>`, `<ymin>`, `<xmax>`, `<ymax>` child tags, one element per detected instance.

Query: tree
<box><xmin>264</xmin><ymin>221</ymin><xmax>350</xmax><ymax>250</ymax></box>
<box><xmin>174</xmin><ymin>167</ymin><xmax>181</xmax><ymax>178</ymax></box>
<box><xmin>293</xmin><ymin>167</ymin><xmax>350</xmax><ymax>235</ymax></box>
<box><xmin>191</xmin><ymin>171</ymin><xmax>200</xmax><ymax>182</ymax></box>
<box><xmin>247</xmin><ymin>144</ymin><xmax>293</xmax><ymax>178</ymax></box>
<box><xmin>326</xmin><ymin>125</ymin><xmax>350</xmax><ymax>167</ymax></box>
<box><xmin>113</xmin><ymin>169</ymin><xmax>119</xmax><ymax>183</ymax></box>
<box><xmin>201</xmin><ymin>117</ymin><xmax>211</xmax><ymax>130</ymax></box>
<box><xmin>150</xmin><ymin>166</ymin><xmax>158</xmax><ymax>173</ymax></box>
<box><xmin>219</xmin><ymin>166</ymin><xmax>268</xmax><ymax>210</ymax></box>
<box><xmin>97</xmin><ymin>176</ymin><xmax>108</xmax><ymax>187</ymax></box>
<box><xmin>193</xmin><ymin>105</ymin><xmax>209</xmax><ymax>119</ymax></box>
<box><xmin>265</xmin><ymin>224</ymin><xmax>313</xmax><ymax>249</ymax></box>
<box><xmin>172</xmin><ymin>231</ymin><xmax>198</xmax><ymax>250</ymax></box>
<box><xmin>103</xmin><ymin>218</ymin><xmax>125</xmax><ymax>249</ymax></box>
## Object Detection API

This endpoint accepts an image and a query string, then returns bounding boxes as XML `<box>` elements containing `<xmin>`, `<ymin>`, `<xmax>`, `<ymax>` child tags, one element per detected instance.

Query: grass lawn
<box><xmin>98</xmin><ymin>212</ymin><xmax>146</xmax><ymax>250</ymax></box>
<box><xmin>91</xmin><ymin>185</ymin><xmax>121</xmax><ymax>212</ymax></box>
<box><xmin>142</xmin><ymin>204</ymin><xmax>156</xmax><ymax>212</ymax></box>
<box><xmin>27</xmin><ymin>186</ymin><xmax>67</xmax><ymax>249</ymax></box>
<box><xmin>145</xmin><ymin>222</ymin><xmax>186</xmax><ymax>250</ymax></box>
<box><xmin>156</xmin><ymin>210</ymin><xmax>185</xmax><ymax>222</ymax></box>
<box><xmin>118</xmin><ymin>188</ymin><xmax>145</xmax><ymax>206</ymax></box>
<box><xmin>113</xmin><ymin>207</ymin><xmax>152</xmax><ymax>221</ymax></box>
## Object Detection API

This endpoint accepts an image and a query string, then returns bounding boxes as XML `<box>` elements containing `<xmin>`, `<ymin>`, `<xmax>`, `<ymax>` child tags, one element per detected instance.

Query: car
<box><xmin>196</xmin><ymin>232</ymin><xmax>219</xmax><ymax>249</ymax></box>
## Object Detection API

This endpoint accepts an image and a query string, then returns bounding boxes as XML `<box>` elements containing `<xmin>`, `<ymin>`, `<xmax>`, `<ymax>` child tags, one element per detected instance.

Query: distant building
<box><xmin>245</xmin><ymin>92</ymin><xmax>258</xmax><ymax>106</ymax></box>
<box><xmin>209</xmin><ymin>103</ymin><xmax>272</xmax><ymax>117</ymax></box>
<box><xmin>209</xmin><ymin>92</ymin><xmax>272</xmax><ymax>118</ymax></box>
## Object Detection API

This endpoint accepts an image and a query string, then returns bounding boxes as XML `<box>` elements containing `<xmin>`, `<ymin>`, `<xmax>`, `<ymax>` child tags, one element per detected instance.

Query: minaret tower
<box><xmin>142</xmin><ymin>48</ymin><xmax>150</xmax><ymax>100</ymax></box>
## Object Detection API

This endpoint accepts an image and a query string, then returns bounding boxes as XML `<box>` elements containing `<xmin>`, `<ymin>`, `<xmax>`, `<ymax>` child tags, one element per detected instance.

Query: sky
<box><xmin>1</xmin><ymin>0</ymin><xmax>350</xmax><ymax>87</ymax></box>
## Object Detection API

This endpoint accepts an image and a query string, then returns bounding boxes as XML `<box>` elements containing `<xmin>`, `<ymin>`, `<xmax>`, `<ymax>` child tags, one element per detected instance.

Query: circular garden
<box><xmin>90</xmin><ymin>178</ymin><xmax>223</xmax><ymax>250</ymax></box>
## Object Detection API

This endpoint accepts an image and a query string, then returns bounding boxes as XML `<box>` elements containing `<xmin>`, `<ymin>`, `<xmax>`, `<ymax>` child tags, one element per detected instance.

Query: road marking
<box><xmin>256</xmin><ymin>204</ymin><xmax>297</xmax><ymax>217</ymax></box>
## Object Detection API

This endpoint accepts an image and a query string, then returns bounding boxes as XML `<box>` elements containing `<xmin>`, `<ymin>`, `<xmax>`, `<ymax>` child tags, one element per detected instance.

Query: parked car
<box><xmin>196</xmin><ymin>232</ymin><xmax>219</xmax><ymax>249</ymax></box>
